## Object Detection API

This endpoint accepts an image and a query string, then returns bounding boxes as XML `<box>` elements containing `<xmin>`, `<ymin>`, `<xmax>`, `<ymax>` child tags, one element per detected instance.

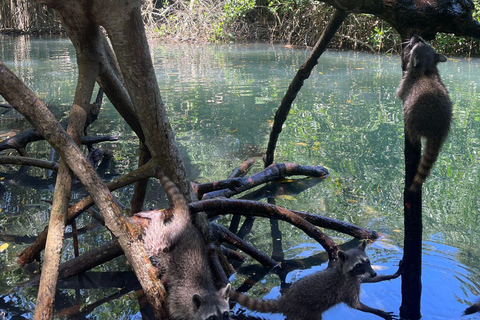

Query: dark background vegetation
<box><xmin>2</xmin><ymin>0</ymin><xmax>480</xmax><ymax>56</ymax></box>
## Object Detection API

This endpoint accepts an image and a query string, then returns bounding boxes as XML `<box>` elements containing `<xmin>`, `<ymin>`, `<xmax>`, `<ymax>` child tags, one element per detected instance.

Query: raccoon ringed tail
<box><xmin>463</xmin><ymin>300</ymin><xmax>480</xmax><ymax>316</ymax></box>
<box><xmin>156</xmin><ymin>169</ymin><xmax>189</xmax><ymax>212</ymax></box>
<box><xmin>409</xmin><ymin>138</ymin><xmax>443</xmax><ymax>192</ymax></box>
<box><xmin>143</xmin><ymin>169</ymin><xmax>190</xmax><ymax>254</ymax></box>
<box><xmin>230</xmin><ymin>290</ymin><xmax>280</xmax><ymax>314</ymax></box>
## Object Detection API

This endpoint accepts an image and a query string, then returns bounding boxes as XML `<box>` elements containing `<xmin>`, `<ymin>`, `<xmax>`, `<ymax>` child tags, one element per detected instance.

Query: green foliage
<box><xmin>224</xmin><ymin>0</ymin><xmax>255</xmax><ymax>21</ymax></box>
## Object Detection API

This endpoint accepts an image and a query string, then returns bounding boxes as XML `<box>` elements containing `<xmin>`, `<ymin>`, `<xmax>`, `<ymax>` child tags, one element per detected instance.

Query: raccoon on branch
<box><xmin>138</xmin><ymin>170</ymin><xmax>230</xmax><ymax>320</ymax></box>
<box><xmin>230</xmin><ymin>242</ymin><xmax>399</xmax><ymax>320</ymax></box>
<box><xmin>397</xmin><ymin>34</ymin><xmax>452</xmax><ymax>192</ymax></box>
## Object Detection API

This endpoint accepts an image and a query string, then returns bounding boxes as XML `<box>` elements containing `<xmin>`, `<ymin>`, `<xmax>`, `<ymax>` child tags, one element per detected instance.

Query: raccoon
<box><xmin>230</xmin><ymin>242</ymin><xmax>395</xmax><ymax>320</ymax></box>
<box><xmin>397</xmin><ymin>34</ymin><xmax>452</xmax><ymax>192</ymax></box>
<box><xmin>139</xmin><ymin>170</ymin><xmax>230</xmax><ymax>320</ymax></box>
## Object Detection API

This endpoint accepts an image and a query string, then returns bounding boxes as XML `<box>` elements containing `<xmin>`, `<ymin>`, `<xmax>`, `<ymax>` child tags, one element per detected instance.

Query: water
<box><xmin>0</xmin><ymin>35</ymin><xmax>480</xmax><ymax>319</ymax></box>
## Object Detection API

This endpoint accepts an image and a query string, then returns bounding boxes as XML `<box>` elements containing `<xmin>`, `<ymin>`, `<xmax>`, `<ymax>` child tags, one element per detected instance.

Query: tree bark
<box><xmin>34</xmin><ymin>39</ymin><xmax>101</xmax><ymax>319</ymax></box>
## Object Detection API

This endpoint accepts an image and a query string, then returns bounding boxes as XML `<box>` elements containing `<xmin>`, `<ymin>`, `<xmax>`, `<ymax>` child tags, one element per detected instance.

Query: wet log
<box><xmin>228</xmin><ymin>157</ymin><xmax>257</xmax><ymax>178</ymax></box>
<box><xmin>191</xmin><ymin>199</ymin><xmax>379</xmax><ymax>240</ymax></box>
<box><xmin>0</xmin><ymin>156</ymin><xmax>59</xmax><ymax>171</ymax></box>
<box><xmin>202</xmin><ymin>163</ymin><xmax>329</xmax><ymax>199</ymax></box>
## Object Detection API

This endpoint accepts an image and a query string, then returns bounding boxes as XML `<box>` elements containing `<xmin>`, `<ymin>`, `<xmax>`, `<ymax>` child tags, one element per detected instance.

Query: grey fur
<box><xmin>230</xmin><ymin>242</ymin><xmax>395</xmax><ymax>320</ymax></box>
<box><xmin>397</xmin><ymin>34</ymin><xmax>452</xmax><ymax>192</ymax></box>
<box><xmin>139</xmin><ymin>171</ymin><xmax>230</xmax><ymax>320</ymax></box>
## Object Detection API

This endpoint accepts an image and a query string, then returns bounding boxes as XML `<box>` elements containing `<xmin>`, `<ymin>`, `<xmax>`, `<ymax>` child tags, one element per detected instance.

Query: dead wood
<box><xmin>0</xmin><ymin>156</ymin><xmax>59</xmax><ymax>171</ymax></box>
<box><xmin>202</xmin><ymin>163</ymin><xmax>329</xmax><ymax>199</ymax></box>
<box><xmin>228</xmin><ymin>157</ymin><xmax>257</xmax><ymax>178</ymax></box>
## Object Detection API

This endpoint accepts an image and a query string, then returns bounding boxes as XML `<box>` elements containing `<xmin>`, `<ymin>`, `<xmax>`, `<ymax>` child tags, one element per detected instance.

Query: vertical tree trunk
<box><xmin>400</xmin><ymin>40</ymin><xmax>423</xmax><ymax>320</ymax></box>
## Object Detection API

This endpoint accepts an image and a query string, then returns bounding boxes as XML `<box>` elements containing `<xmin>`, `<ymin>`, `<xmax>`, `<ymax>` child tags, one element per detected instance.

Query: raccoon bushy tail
<box><xmin>143</xmin><ymin>169</ymin><xmax>190</xmax><ymax>255</ymax></box>
<box><xmin>409</xmin><ymin>137</ymin><xmax>444</xmax><ymax>192</ymax></box>
<box><xmin>230</xmin><ymin>290</ymin><xmax>279</xmax><ymax>314</ymax></box>
<box><xmin>463</xmin><ymin>300</ymin><xmax>480</xmax><ymax>316</ymax></box>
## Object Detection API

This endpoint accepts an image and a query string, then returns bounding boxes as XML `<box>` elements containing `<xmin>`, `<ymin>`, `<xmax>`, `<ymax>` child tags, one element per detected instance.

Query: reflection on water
<box><xmin>1</xmin><ymin>36</ymin><xmax>480</xmax><ymax>319</ymax></box>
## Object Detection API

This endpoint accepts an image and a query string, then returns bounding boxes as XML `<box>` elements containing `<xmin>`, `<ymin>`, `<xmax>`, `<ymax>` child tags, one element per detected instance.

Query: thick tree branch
<box><xmin>0</xmin><ymin>156</ymin><xmax>59</xmax><ymax>171</ymax></box>
<box><xmin>319</xmin><ymin>0</ymin><xmax>480</xmax><ymax>40</ymax></box>
<box><xmin>202</xmin><ymin>163</ymin><xmax>329</xmax><ymax>199</ymax></box>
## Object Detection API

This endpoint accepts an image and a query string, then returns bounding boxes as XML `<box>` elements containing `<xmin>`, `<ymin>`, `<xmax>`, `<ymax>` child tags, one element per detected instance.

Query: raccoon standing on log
<box><xmin>397</xmin><ymin>34</ymin><xmax>452</xmax><ymax>192</ymax></box>
<box><xmin>230</xmin><ymin>242</ymin><xmax>397</xmax><ymax>320</ymax></box>
<box><xmin>138</xmin><ymin>170</ymin><xmax>231</xmax><ymax>320</ymax></box>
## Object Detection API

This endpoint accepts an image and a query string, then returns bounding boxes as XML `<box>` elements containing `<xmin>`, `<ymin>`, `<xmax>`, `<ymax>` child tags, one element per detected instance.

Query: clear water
<box><xmin>0</xmin><ymin>35</ymin><xmax>480</xmax><ymax>319</ymax></box>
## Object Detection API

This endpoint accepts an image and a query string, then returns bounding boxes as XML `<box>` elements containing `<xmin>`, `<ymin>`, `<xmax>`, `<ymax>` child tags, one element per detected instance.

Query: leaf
<box><xmin>346</xmin><ymin>199</ymin><xmax>357</xmax><ymax>203</ymax></box>
<box><xmin>0</xmin><ymin>243</ymin><xmax>8</xmax><ymax>252</ymax></box>
<box><xmin>231</xmin><ymin>129</ymin><xmax>238</xmax><ymax>133</ymax></box>
<box><xmin>297</xmin><ymin>142</ymin><xmax>307</xmax><ymax>146</ymax></box>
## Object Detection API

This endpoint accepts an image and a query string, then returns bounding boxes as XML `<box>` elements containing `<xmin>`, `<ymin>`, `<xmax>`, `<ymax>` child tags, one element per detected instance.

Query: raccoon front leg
<box><xmin>353</xmin><ymin>302</ymin><xmax>398</xmax><ymax>320</ymax></box>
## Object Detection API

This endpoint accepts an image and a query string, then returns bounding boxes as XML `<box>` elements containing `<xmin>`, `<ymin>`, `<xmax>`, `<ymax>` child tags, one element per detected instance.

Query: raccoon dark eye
<box><xmin>354</xmin><ymin>264</ymin><xmax>364</xmax><ymax>272</ymax></box>
<box><xmin>207</xmin><ymin>316</ymin><xmax>216</xmax><ymax>320</ymax></box>
<box><xmin>223</xmin><ymin>311</ymin><xmax>230</xmax><ymax>319</ymax></box>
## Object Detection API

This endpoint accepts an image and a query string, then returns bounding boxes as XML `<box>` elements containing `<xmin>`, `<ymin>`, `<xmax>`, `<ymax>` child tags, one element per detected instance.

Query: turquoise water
<box><xmin>0</xmin><ymin>35</ymin><xmax>480</xmax><ymax>319</ymax></box>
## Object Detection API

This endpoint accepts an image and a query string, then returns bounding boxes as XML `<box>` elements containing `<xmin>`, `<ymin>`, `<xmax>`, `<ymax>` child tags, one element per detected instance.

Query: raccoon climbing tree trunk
<box><xmin>400</xmin><ymin>38</ymin><xmax>423</xmax><ymax>320</ymax></box>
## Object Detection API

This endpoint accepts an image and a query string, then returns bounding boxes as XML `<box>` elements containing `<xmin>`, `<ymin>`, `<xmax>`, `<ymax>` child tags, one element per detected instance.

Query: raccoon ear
<box><xmin>358</xmin><ymin>241</ymin><xmax>367</xmax><ymax>251</ymax></box>
<box><xmin>338</xmin><ymin>250</ymin><xmax>348</xmax><ymax>263</ymax></box>
<box><xmin>192</xmin><ymin>293</ymin><xmax>205</xmax><ymax>310</ymax></box>
<box><xmin>436</xmin><ymin>54</ymin><xmax>447</xmax><ymax>63</ymax></box>
<box><xmin>221</xmin><ymin>283</ymin><xmax>231</xmax><ymax>299</ymax></box>
<box><xmin>412</xmin><ymin>55</ymin><xmax>420</xmax><ymax>68</ymax></box>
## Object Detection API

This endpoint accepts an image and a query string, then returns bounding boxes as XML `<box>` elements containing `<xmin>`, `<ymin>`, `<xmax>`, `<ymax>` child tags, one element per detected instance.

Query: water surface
<box><xmin>0</xmin><ymin>35</ymin><xmax>480</xmax><ymax>319</ymax></box>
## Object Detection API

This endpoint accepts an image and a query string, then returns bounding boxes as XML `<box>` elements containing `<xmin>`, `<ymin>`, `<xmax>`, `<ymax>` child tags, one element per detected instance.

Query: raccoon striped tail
<box><xmin>142</xmin><ymin>169</ymin><xmax>190</xmax><ymax>255</ymax></box>
<box><xmin>463</xmin><ymin>300</ymin><xmax>480</xmax><ymax>315</ymax></box>
<box><xmin>409</xmin><ymin>137</ymin><xmax>444</xmax><ymax>192</ymax></box>
<box><xmin>230</xmin><ymin>290</ymin><xmax>280</xmax><ymax>314</ymax></box>
<box><xmin>155</xmin><ymin>169</ymin><xmax>188</xmax><ymax>212</ymax></box>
